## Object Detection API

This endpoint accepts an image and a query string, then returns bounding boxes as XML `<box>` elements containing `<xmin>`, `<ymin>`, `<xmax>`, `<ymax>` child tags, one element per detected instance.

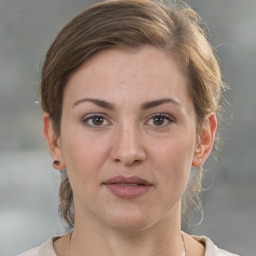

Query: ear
<box><xmin>192</xmin><ymin>114</ymin><xmax>217</xmax><ymax>167</ymax></box>
<box><xmin>43</xmin><ymin>113</ymin><xmax>66</xmax><ymax>170</ymax></box>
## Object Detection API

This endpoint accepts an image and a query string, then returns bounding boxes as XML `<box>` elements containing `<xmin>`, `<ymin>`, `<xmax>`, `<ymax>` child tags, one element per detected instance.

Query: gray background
<box><xmin>0</xmin><ymin>0</ymin><xmax>255</xmax><ymax>255</ymax></box>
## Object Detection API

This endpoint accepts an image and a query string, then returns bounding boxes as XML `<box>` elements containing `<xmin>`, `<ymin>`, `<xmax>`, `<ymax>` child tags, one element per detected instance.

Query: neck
<box><xmin>71</xmin><ymin>211</ymin><xmax>184</xmax><ymax>256</ymax></box>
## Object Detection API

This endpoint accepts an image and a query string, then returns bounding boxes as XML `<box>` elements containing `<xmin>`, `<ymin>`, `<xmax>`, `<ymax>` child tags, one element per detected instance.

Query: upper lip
<box><xmin>103</xmin><ymin>175</ymin><xmax>152</xmax><ymax>186</ymax></box>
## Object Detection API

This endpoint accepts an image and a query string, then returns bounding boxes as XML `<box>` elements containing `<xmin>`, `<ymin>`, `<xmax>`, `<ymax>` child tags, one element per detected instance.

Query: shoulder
<box><xmin>18</xmin><ymin>246</ymin><xmax>40</xmax><ymax>256</ymax></box>
<box><xmin>192</xmin><ymin>235</ymin><xmax>240</xmax><ymax>256</ymax></box>
<box><xmin>18</xmin><ymin>235</ymin><xmax>61</xmax><ymax>256</ymax></box>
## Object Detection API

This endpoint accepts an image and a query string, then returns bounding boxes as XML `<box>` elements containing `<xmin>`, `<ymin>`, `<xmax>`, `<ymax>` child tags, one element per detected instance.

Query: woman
<box><xmin>20</xmin><ymin>0</ymin><xmax>238</xmax><ymax>255</ymax></box>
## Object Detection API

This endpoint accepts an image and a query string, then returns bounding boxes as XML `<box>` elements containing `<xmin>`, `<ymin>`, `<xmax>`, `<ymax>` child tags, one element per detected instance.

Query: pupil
<box><xmin>93</xmin><ymin>117</ymin><xmax>103</xmax><ymax>125</ymax></box>
<box><xmin>153</xmin><ymin>117</ymin><xmax>164</xmax><ymax>125</ymax></box>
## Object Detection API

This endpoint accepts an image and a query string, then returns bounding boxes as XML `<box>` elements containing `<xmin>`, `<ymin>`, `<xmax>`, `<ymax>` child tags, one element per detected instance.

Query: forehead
<box><xmin>64</xmin><ymin>46</ymin><xmax>192</xmax><ymax>109</ymax></box>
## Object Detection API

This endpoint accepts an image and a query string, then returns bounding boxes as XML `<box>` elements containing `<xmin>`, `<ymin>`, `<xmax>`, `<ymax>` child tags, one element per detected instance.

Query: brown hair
<box><xmin>41</xmin><ymin>0</ymin><xmax>225</xmax><ymax>227</ymax></box>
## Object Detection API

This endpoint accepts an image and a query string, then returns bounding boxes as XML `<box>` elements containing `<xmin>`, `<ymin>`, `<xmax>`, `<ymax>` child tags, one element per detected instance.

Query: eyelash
<box><xmin>146</xmin><ymin>113</ymin><xmax>174</xmax><ymax>127</ymax></box>
<box><xmin>82</xmin><ymin>113</ymin><xmax>110</xmax><ymax>128</ymax></box>
<box><xmin>81</xmin><ymin>113</ymin><xmax>174</xmax><ymax>128</ymax></box>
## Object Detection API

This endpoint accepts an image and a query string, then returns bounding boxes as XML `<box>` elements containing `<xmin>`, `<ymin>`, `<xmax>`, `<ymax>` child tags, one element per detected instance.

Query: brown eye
<box><xmin>92</xmin><ymin>116</ymin><xmax>104</xmax><ymax>126</ymax></box>
<box><xmin>82</xmin><ymin>114</ymin><xmax>109</xmax><ymax>128</ymax></box>
<box><xmin>147</xmin><ymin>114</ymin><xmax>173</xmax><ymax>127</ymax></box>
<box><xmin>152</xmin><ymin>116</ymin><xmax>165</xmax><ymax>126</ymax></box>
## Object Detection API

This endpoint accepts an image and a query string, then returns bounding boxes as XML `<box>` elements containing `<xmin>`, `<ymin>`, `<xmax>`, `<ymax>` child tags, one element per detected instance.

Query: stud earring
<box><xmin>52</xmin><ymin>160</ymin><xmax>61</xmax><ymax>169</ymax></box>
<box><xmin>199</xmin><ymin>158</ymin><xmax>203</xmax><ymax>163</ymax></box>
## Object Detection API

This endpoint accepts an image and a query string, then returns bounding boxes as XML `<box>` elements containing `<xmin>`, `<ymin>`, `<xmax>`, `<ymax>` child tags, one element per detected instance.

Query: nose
<box><xmin>110</xmin><ymin>123</ymin><xmax>146</xmax><ymax>166</ymax></box>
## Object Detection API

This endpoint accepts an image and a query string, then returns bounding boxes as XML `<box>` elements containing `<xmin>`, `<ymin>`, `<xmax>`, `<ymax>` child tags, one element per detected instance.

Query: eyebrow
<box><xmin>73</xmin><ymin>97</ymin><xmax>181</xmax><ymax>110</ymax></box>
<box><xmin>141</xmin><ymin>98</ymin><xmax>181</xmax><ymax>110</ymax></box>
<box><xmin>73</xmin><ymin>98</ymin><xmax>114</xmax><ymax>110</ymax></box>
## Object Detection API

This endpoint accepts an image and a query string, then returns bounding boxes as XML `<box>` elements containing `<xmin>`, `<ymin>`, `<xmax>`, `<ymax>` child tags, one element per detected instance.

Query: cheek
<box><xmin>149</xmin><ymin>136</ymin><xmax>196</xmax><ymax>192</ymax></box>
<box><xmin>62</xmin><ymin>137</ymin><xmax>103</xmax><ymax>171</ymax></box>
<box><xmin>151</xmin><ymin>135</ymin><xmax>195</xmax><ymax>170</ymax></box>
<box><xmin>60</xmin><ymin>134</ymin><xmax>109</xmax><ymax>203</ymax></box>
<box><xmin>60</xmin><ymin>127</ymin><xmax>112</xmax><ymax>183</ymax></box>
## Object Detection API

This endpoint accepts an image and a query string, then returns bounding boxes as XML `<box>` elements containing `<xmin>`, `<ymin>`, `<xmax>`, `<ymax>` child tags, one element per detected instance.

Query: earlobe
<box><xmin>43</xmin><ymin>113</ymin><xmax>66</xmax><ymax>170</ymax></box>
<box><xmin>52</xmin><ymin>160</ymin><xmax>66</xmax><ymax>171</ymax></box>
<box><xmin>192</xmin><ymin>114</ymin><xmax>217</xmax><ymax>167</ymax></box>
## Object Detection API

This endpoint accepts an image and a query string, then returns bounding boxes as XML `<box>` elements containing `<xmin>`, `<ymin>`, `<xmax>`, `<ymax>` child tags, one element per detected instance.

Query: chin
<box><xmin>102</xmin><ymin>205</ymin><xmax>153</xmax><ymax>231</ymax></box>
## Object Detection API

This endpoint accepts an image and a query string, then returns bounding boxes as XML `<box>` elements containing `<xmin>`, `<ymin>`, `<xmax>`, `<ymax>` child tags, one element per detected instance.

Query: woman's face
<box><xmin>45</xmin><ymin>46</ymin><xmax>214</xmax><ymax>230</ymax></box>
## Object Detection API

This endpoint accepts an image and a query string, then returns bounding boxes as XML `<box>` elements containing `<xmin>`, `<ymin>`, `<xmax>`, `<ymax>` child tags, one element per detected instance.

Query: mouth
<box><xmin>103</xmin><ymin>175</ymin><xmax>153</xmax><ymax>199</ymax></box>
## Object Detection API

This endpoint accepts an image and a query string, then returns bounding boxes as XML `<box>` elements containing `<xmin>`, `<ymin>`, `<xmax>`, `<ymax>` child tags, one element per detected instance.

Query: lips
<box><xmin>103</xmin><ymin>175</ymin><xmax>153</xmax><ymax>198</ymax></box>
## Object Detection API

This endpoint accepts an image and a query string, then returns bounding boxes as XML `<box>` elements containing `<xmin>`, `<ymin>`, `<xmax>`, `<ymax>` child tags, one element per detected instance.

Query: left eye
<box><xmin>82</xmin><ymin>114</ymin><xmax>110</xmax><ymax>128</ymax></box>
<box><xmin>146</xmin><ymin>114</ymin><xmax>174</xmax><ymax>127</ymax></box>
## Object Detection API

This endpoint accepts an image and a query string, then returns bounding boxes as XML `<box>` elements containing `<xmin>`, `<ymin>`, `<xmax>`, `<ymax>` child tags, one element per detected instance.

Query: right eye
<box><xmin>82</xmin><ymin>114</ymin><xmax>110</xmax><ymax>128</ymax></box>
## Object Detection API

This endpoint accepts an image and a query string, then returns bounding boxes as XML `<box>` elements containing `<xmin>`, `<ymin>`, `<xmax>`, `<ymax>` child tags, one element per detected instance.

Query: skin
<box><xmin>43</xmin><ymin>46</ymin><xmax>217</xmax><ymax>256</ymax></box>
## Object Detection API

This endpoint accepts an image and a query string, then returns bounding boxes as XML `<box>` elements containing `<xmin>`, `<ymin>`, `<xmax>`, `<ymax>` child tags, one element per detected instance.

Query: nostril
<box><xmin>113</xmin><ymin>156</ymin><xmax>143</xmax><ymax>166</ymax></box>
<box><xmin>133</xmin><ymin>159</ymin><xmax>142</xmax><ymax>164</ymax></box>
<box><xmin>110</xmin><ymin>131</ymin><xmax>147</xmax><ymax>165</ymax></box>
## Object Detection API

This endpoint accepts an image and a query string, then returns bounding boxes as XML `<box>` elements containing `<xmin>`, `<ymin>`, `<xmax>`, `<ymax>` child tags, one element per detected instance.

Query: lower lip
<box><xmin>104</xmin><ymin>184</ymin><xmax>152</xmax><ymax>198</ymax></box>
